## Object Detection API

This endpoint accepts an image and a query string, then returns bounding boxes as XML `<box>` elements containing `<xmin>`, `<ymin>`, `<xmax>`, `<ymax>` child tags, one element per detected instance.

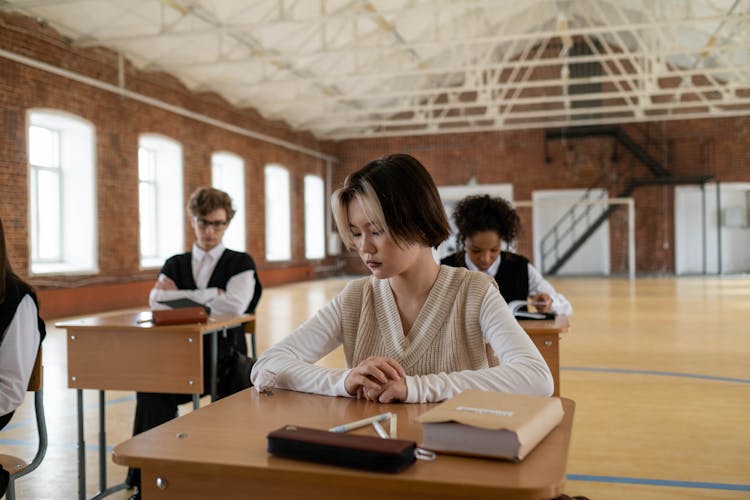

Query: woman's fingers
<box><xmin>364</xmin><ymin>356</ymin><xmax>406</xmax><ymax>381</ymax></box>
<box><xmin>345</xmin><ymin>357</ymin><xmax>408</xmax><ymax>397</ymax></box>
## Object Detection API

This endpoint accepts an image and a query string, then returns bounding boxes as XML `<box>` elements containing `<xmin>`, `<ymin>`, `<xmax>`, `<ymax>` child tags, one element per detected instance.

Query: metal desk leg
<box><xmin>77</xmin><ymin>390</ymin><xmax>86</xmax><ymax>500</ymax></box>
<box><xmin>210</xmin><ymin>329</ymin><xmax>220</xmax><ymax>401</ymax></box>
<box><xmin>192</xmin><ymin>394</ymin><xmax>200</xmax><ymax>410</ymax></box>
<box><xmin>89</xmin><ymin>391</ymin><xmax>129</xmax><ymax>500</ymax></box>
<box><xmin>98</xmin><ymin>391</ymin><xmax>106</xmax><ymax>490</ymax></box>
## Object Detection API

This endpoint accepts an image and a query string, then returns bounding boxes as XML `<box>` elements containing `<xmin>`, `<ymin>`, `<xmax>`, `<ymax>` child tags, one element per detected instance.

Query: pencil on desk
<box><xmin>329</xmin><ymin>412</ymin><xmax>393</xmax><ymax>433</ymax></box>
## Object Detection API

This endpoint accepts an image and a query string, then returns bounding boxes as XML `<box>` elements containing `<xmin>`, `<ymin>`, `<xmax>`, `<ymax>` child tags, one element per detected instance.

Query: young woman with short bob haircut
<box><xmin>251</xmin><ymin>154</ymin><xmax>553</xmax><ymax>403</ymax></box>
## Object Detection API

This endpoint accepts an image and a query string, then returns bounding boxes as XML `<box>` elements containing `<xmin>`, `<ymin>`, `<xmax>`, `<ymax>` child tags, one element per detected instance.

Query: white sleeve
<box><xmin>204</xmin><ymin>269</ymin><xmax>255</xmax><ymax>315</ymax></box>
<box><xmin>250</xmin><ymin>293</ymin><xmax>351</xmax><ymax>397</ymax></box>
<box><xmin>527</xmin><ymin>263</ymin><xmax>573</xmax><ymax>316</ymax></box>
<box><xmin>0</xmin><ymin>295</ymin><xmax>42</xmax><ymax>415</ymax></box>
<box><xmin>148</xmin><ymin>270</ymin><xmax>256</xmax><ymax>315</ymax></box>
<box><xmin>404</xmin><ymin>287</ymin><xmax>554</xmax><ymax>403</ymax></box>
<box><xmin>148</xmin><ymin>276</ymin><xmax>218</xmax><ymax>310</ymax></box>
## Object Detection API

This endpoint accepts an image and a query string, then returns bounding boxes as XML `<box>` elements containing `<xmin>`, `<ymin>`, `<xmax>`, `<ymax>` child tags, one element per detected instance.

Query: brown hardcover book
<box><xmin>151</xmin><ymin>306</ymin><xmax>208</xmax><ymax>326</ymax></box>
<box><xmin>416</xmin><ymin>389</ymin><xmax>564</xmax><ymax>461</ymax></box>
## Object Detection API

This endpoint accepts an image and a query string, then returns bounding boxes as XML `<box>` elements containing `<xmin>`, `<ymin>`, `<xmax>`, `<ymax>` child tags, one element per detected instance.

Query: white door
<box><xmin>532</xmin><ymin>189</ymin><xmax>610</xmax><ymax>276</ymax></box>
<box><xmin>675</xmin><ymin>183</ymin><xmax>750</xmax><ymax>275</ymax></box>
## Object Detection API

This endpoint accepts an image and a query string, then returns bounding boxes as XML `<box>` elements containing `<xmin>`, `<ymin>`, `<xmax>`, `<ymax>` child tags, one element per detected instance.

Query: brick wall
<box><xmin>330</xmin><ymin>118</ymin><xmax>750</xmax><ymax>275</ymax></box>
<box><xmin>1</xmin><ymin>12</ymin><xmax>338</xmax><ymax>318</ymax></box>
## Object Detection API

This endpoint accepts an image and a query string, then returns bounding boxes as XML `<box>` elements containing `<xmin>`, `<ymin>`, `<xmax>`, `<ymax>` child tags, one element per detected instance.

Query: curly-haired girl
<box><xmin>441</xmin><ymin>195</ymin><xmax>572</xmax><ymax>315</ymax></box>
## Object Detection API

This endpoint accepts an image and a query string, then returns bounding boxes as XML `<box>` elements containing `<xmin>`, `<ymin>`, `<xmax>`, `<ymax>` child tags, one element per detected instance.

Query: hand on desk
<box><xmin>530</xmin><ymin>293</ymin><xmax>553</xmax><ymax>313</ymax></box>
<box><xmin>345</xmin><ymin>356</ymin><xmax>407</xmax><ymax>403</ymax></box>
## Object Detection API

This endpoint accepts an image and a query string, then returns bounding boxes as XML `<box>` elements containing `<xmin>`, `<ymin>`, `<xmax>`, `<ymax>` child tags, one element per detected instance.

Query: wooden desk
<box><xmin>519</xmin><ymin>315</ymin><xmax>570</xmax><ymax>397</ymax></box>
<box><xmin>113</xmin><ymin>389</ymin><xmax>575</xmax><ymax>500</ymax></box>
<box><xmin>56</xmin><ymin>311</ymin><xmax>253</xmax><ymax>500</ymax></box>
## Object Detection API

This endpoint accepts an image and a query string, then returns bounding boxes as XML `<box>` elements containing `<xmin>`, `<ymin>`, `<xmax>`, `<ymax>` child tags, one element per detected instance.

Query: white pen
<box><xmin>372</xmin><ymin>420</ymin><xmax>389</xmax><ymax>439</ymax></box>
<box><xmin>329</xmin><ymin>413</ymin><xmax>393</xmax><ymax>433</ymax></box>
<box><xmin>456</xmin><ymin>406</ymin><xmax>513</xmax><ymax>417</ymax></box>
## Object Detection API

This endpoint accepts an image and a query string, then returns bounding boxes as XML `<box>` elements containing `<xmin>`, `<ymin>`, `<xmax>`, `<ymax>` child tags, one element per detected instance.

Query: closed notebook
<box><xmin>416</xmin><ymin>389</ymin><xmax>564</xmax><ymax>462</ymax></box>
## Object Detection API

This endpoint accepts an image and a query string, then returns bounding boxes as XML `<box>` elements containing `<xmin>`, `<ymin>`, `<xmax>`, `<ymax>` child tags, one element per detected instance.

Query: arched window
<box><xmin>28</xmin><ymin>110</ymin><xmax>97</xmax><ymax>274</ymax></box>
<box><xmin>138</xmin><ymin>134</ymin><xmax>184</xmax><ymax>268</ymax></box>
<box><xmin>211</xmin><ymin>152</ymin><xmax>246</xmax><ymax>251</ymax></box>
<box><xmin>304</xmin><ymin>174</ymin><xmax>325</xmax><ymax>259</ymax></box>
<box><xmin>264</xmin><ymin>164</ymin><xmax>291</xmax><ymax>261</ymax></box>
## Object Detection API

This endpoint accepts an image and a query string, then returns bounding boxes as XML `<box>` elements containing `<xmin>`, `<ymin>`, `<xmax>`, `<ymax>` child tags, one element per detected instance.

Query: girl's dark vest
<box><xmin>440</xmin><ymin>251</ymin><xmax>529</xmax><ymax>303</ymax></box>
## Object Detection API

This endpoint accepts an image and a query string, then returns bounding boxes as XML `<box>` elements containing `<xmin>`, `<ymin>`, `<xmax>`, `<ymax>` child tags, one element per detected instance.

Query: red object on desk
<box><xmin>152</xmin><ymin>307</ymin><xmax>208</xmax><ymax>326</ymax></box>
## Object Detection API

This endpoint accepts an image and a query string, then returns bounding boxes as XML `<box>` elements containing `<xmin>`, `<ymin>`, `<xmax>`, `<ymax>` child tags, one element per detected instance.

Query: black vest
<box><xmin>440</xmin><ymin>251</ymin><xmax>529</xmax><ymax>303</ymax></box>
<box><xmin>0</xmin><ymin>277</ymin><xmax>46</xmax><ymax>429</ymax></box>
<box><xmin>0</xmin><ymin>277</ymin><xmax>46</xmax><ymax>348</ymax></box>
<box><xmin>160</xmin><ymin>249</ymin><xmax>262</xmax><ymax>314</ymax></box>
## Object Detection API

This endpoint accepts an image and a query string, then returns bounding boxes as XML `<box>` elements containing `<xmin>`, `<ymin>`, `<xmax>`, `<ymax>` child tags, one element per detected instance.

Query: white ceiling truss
<box><xmin>2</xmin><ymin>0</ymin><xmax>749</xmax><ymax>140</ymax></box>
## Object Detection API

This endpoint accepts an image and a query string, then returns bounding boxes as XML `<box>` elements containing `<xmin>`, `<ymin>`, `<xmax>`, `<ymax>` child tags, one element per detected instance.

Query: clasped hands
<box><xmin>344</xmin><ymin>356</ymin><xmax>407</xmax><ymax>403</ymax></box>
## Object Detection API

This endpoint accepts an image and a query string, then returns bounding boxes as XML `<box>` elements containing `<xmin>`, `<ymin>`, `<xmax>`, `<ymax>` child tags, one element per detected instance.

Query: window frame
<box><xmin>304</xmin><ymin>174</ymin><xmax>326</xmax><ymax>260</ymax></box>
<box><xmin>27</xmin><ymin>109</ymin><xmax>98</xmax><ymax>275</ymax></box>
<box><xmin>137</xmin><ymin>134</ymin><xmax>184</xmax><ymax>269</ymax></box>
<box><xmin>264</xmin><ymin>164</ymin><xmax>291</xmax><ymax>262</ymax></box>
<box><xmin>211</xmin><ymin>151</ymin><xmax>246</xmax><ymax>252</ymax></box>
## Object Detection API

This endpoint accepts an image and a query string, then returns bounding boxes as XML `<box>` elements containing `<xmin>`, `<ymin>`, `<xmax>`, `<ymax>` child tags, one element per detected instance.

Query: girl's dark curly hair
<box><xmin>452</xmin><ymin>195</ymin><xmax>520</xmax><ymax>251</ymax></box>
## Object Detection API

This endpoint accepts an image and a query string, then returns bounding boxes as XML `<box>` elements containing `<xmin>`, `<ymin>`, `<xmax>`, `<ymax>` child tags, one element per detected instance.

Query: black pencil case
<box><xmin>267</xmin><ymin>425</ymin><xmax>417</xmax><ymax>473</ymax></box>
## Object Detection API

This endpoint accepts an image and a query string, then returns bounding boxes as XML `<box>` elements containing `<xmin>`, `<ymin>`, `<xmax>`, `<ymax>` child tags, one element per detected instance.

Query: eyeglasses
<box><xmin>194</xmin><ymin>217</ymin><xmax>228</xmax><ymax>230</ymax></box>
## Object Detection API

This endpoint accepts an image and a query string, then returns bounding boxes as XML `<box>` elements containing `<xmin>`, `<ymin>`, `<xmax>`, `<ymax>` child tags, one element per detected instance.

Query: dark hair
<box><xmin>332</xmin><ymin>154</ymin><xmax>450</xmax><ymax>249</ymax></box>
<box><xmin>452</xmin><ymin>195</ymin><xmax>520</xmax><ymax>251</ymax></box>
<box><xmin>0</xmin><ymin>217</ymin><xmax>28</xmax><ymax>303</ymax></box>
<box><xmin>187</xmin><ymin>187</ymin><xmax>236</xmax><ymax>221</ymax></box>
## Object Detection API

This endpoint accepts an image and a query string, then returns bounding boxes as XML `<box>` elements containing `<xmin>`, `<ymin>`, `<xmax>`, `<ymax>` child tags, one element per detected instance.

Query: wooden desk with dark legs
<box><xmin>113</xmin><ymin>389</ymin><xmax>575</xmax><ymax>500</ymax></box>
<box><xmin>56</xmin><ymin>311</ymin><xmax>253</xmax><ymax>500</ymax></box>
<box><xmin>519</xmin><ymin>316</ymin><xmax>570</xmax><ymax>396</ymax></box>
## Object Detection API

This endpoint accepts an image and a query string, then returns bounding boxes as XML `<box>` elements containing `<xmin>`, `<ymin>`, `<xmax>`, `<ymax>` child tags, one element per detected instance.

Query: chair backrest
<box><xmin>27</xmin><ymin>349</ymin><xmax>43</xmax><ymax>392</ymax></box>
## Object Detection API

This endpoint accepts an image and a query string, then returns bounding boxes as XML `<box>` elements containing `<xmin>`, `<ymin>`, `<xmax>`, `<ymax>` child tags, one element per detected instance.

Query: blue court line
<box><xmin>568</xmin><ymin>474</ymin><xmax>750</xmax><ymax>492</ymax></box>
<box><xmin>561</xmin><ymin>366</ymin><xmax>750</xmax><ymax>384</ymax></box>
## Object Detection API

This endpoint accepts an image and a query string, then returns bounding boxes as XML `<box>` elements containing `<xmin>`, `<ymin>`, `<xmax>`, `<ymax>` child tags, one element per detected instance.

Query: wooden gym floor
<box><xmin>2</xmin><ymin>275</ymin><xmax>749</xmax><ymax>499</ymax></box>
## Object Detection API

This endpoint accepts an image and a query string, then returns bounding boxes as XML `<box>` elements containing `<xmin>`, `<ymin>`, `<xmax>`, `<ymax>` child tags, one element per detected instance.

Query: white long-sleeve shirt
<box><xmin>465</xmin><ymin>253</ymin><xmax>573</xmax><ymax>316</ymax></box>
<box><xmin>0</xmin><ymin>295</ymin><xmax>41</xmax><ymax>416</ymax></box>
<box><xmin>251</xmin><ymin>282</ymin><xmax>553</xmax><ymax>403</ymax></box>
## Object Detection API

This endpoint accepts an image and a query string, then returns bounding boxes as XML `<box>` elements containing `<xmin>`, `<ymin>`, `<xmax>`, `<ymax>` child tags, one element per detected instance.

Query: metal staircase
<box><xmin>540</xmin><ymin>126</ymin><xmax>712</xmax><ymax>275</ymax></box>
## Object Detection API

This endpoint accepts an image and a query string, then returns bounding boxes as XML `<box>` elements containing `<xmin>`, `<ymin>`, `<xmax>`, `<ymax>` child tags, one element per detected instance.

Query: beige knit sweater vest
<box><xmin>340</xmin><ymin>266</ymin><xmax>496</xmax><ymax>374</ymax></box>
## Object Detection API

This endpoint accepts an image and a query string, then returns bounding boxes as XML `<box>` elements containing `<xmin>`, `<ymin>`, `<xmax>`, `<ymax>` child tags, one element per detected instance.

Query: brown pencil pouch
<box><xmin>267</xmin><ymin>425</ymin><xmax>417</xmax><ymax>473</ymax></box>
<box><xmin>151</xmin><ymin>307</ymin><xmax>208</xmax><ymax>326</ymax></box>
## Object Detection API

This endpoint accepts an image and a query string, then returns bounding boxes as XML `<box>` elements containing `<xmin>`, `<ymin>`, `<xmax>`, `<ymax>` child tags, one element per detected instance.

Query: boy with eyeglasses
<box><xmin>126</xmin><ymin>186</ymin><xmax>262</xmax><ymax>499</ymax></box>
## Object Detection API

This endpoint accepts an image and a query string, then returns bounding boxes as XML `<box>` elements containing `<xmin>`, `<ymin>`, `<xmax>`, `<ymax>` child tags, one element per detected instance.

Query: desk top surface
<box><xmin>518</xmin><ymin>314</ymin><xmax>570</xmax><ymax>334</ymax></box>
<box><xmin>55</xmin><ymin>310</ymin><xmax>253</xmax><ymax>333</ymax></box>
<box><xmin>113</xmin><ymin>389</ymin><xmax>574</xmax><ymax>498</ymax></box>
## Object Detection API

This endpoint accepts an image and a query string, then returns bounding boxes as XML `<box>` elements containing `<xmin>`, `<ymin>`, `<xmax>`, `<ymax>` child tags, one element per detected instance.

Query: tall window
<box><xmin>212</xmin><ymin>152</ymin><xmax>246</xmax><ymax>251</ymax></box>
<box><xmin>138</xmin><ymin>135</ymin><xmax>183</xmax><ymax>268</ymax></box>
<box><xmin>304</xmin><ymin>174</ymin><xmax>325</xmax><ymax>259</ymax></box>
<box><xmin>28</xmin><ymin>110</ymin><xmax>96</xmax><ymax>274</ymax></box>
<box><xmin>264</xmin><ymin>165</ymin><xmax>291</xmax><ymax>261</ymax></box>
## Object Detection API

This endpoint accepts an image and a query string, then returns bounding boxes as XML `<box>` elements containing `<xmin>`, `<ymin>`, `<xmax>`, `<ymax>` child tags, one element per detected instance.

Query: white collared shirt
<box><xmin>463</xmin><ymin>253</ymin><xmax>573</xmax><ymax>316</ymax></box>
